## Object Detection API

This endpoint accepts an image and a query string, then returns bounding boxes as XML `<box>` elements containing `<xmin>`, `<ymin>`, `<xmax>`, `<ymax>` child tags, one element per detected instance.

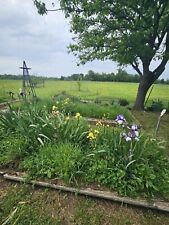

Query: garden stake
<box><xmin>155</xmin><ymin>109</ymin><xmax>166</xmax><ymax>137</ymax></box>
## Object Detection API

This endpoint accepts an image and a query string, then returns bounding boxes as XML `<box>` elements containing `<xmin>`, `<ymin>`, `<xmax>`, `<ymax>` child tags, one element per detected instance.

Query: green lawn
<box><xmin>1</xmin><ymin>181</ymin><xmax>169</xmax><ymax>225</ymax></box>
<box><xmin>0</xmin><ymin>80</ymin><xmax>169</xmax><ymax>106</ymax></box>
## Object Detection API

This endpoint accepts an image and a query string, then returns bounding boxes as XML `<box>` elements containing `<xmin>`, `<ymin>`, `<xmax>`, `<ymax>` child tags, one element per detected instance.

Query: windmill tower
<box><xmin>20</xmin><ymin>61</ymin><xmax>37</xmax><ymax>98</ymax></box>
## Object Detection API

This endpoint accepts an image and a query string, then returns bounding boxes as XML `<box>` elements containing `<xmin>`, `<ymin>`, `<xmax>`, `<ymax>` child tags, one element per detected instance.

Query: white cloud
<box><xmin>0</xmin><ymin>0</ymin><xmax>168</xmax><ymax>79</ymax></box>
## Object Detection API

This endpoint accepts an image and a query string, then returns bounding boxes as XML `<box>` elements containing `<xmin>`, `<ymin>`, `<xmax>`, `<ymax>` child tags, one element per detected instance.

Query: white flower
<box><xmin>117</xmin><ymin>120</ymin><xmax>123</xmax><ymax>125</ymax></box>
<box><xmin>126</xmin><ymin>136</ymin><xmax>132</xmax><ymax>142</ymax></box>
<box><xmin>131</xmin><ymin>124</ymin><xmax>138</xmax><ymax>131</ymax></box>
<box><xmin>134</xmin><ymin>131</ymin><xmax>139</xmax><ymax>137</ymax></box>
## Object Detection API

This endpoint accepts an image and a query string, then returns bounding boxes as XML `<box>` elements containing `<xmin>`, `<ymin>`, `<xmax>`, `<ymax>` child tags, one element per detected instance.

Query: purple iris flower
<box><xmin>122</xmin><ymin>124</ymin><xmax>139</xmax><ymax>142</ymax></box>
<box><xmin>115</xmin><ymin>115</ymin><xmax>126</xmax><ymax>125</ymax></box>
<box><xmin>131</xmin><ymin>124</ymin><xmax>139</xmax><ymax>137</ymax></box>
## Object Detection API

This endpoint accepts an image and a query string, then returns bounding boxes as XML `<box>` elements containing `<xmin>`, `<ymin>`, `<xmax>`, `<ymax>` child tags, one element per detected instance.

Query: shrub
<box><xmin>118</xmin><ymin>98</ymin><xmax>129</xmax><ymax>106</ymax></box>
<box><xmin>22</xmin><ymin>143</ymin><xmax>85</xmax><ymax>183</ymax></box>
<box><xmin>149</xmin><ymin>99</ymin><xmax>164</xmax><ymax>112</ymax></box>
<box><xmin>0</xmin><ymin>134</ymin><xmax>25</xmax><ymax>167</ymax></box>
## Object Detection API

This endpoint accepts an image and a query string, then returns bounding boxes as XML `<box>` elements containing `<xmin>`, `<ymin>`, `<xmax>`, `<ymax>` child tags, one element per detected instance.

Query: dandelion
<box><xmin>115</xmin><ymin>115</ymin><xmax>126</xmax><ymax>125</ymax></box>
<box><xmin>106</xmin><ymin>124</ymin><xmax>110</xmax><ymax>128</ymax></box>
<box><xmin>75</xmin><ymin>112</ymin><xmax>81</xmax><ymax>119</ymax></box>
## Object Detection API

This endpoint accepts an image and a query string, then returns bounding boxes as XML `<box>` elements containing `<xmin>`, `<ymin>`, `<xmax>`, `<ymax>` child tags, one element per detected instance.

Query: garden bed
<box><xmin>0</xmin><ymin>100</ymin><xmax>169</xmax><ymax>201</ymax></box>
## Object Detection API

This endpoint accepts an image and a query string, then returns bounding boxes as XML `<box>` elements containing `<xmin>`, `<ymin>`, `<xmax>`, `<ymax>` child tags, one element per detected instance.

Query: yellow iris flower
<box><xmin>75</xmin><ymin>112</ymin><xmax>81</xmax><ymax>119</ymax></box>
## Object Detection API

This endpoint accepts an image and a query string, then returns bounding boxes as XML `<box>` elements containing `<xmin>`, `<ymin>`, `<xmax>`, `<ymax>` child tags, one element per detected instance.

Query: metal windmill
<box><xmin>19</xmin><ymin>61</ymin><xmax>37</xmax><ymax>98</ymax></box>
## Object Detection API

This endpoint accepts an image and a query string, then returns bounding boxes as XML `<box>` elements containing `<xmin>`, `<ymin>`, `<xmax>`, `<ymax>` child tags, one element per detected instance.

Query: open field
<box><xmin>0</xmin><ymin>80</ymin><xmax>169</xmax><ymax>106</ymax></box>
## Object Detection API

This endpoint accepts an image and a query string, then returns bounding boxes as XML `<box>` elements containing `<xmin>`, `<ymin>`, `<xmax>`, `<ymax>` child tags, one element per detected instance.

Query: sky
<box><xmin>0</xmin><ymin>0</ymin><xmax>169</xmax><ymax>79</ymax></box>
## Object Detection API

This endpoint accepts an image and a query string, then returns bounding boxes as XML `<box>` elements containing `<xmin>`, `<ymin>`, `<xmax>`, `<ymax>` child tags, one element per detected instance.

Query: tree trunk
<box><xmin>133</xmin><ymin>75</ymin><xmax>154</xmax><ymax>110</ymax></box>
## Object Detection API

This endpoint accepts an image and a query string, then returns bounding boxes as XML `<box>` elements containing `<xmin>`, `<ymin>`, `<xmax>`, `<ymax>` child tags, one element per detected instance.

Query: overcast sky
<box><xmin>0</xmin><ymin>0</ymin><xmax>169</xmax><ymax>79</ymax></box>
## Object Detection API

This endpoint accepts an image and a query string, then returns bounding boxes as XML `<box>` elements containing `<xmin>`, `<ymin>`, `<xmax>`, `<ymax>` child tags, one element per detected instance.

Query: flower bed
<box><xmin>0</xmin><ymin>102</ymin><xmax>169</xmax><ymax>198</ymax></box>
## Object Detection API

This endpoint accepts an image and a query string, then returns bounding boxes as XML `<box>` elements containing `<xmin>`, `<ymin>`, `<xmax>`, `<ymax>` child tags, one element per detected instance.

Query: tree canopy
<box><xmin>34</xmin><ymin>0</ymin><xmax>169</xmax><ymax>109</ymax></box>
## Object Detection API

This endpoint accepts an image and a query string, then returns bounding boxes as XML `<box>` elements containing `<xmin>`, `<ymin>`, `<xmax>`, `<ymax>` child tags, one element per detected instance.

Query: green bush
<box><xmin>0</xmin><ymin>134</ymin><xmax>25</xmax><ymax>167</ymax></box>
<box><xmin>149</xmin><ymin>99</ymin><xmax>164</xmax><ymax>112</ymax></box>
<box><xmin>22</xmin><ymin>143</ymin><xmax>85</xmax><ymax>183</ymax></box>
<box><xmin>118</xmin><ymin>98</ymin><xmax>129</xmax><ymax>106</ymax></box>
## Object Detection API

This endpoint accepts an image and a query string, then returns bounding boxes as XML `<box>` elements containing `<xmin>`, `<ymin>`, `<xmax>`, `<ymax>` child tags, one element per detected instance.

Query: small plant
<box><xmin>94</xmin><ymin>98</ymin><xmax>102</xmax><ymax>104</ymax></box>
<box><xmin>22</xmin><ymin>143</ymin><xmax>85</xmax><ymax>183</ymax></box>
<box><xmin>118</xmin><ymin>98</ymin><xmax>129</xmax><ymax>106</ymax></box>
<box><xmin>77</xmin><ymin>79</ymin><xmax>82</xmax><ymax>91</ymax></box>
<box><xmin>0</xmin><ymin>134</ymin><xmax>25</xmax><ymax>167</ymax></box>
<box><xmin>149</xmin><ymin>99</ymin><xmax>164</xmax><ymax>112</ymax></box>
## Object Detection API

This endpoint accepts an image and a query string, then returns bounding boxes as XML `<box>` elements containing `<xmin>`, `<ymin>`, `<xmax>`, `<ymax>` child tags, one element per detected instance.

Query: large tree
<box><xmin>34</xmin><ymin>0</ymin><xmax>169</xmax><ymax>110</ymax></box>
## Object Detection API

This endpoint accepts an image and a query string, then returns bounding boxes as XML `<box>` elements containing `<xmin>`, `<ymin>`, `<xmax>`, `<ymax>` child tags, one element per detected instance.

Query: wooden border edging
<box><xmin>3</xmin><ymin>174</ymin><xmax>169</xmax><ymax>213</ymax></box>
<box><xmin>0</xmin><ymin>99</ymin><xmax>21</xmax><ymax>108</ymax></box>
<box><xmin>85</xmin><ymin>117</ymin><xmax>117</xmax><ymax>126</ymax></box>
<box><xmin>0</xmin><ymin>171</ymin><xmax>5</xmax><ymax>175</ymax></box>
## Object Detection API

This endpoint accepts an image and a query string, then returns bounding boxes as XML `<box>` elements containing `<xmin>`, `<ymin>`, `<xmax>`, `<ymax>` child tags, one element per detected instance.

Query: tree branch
<box><xmin>153</xmin><ymin>31</ymin><xmax>169</xmax><ymax>79</ymax></box>
<box><xmin>47</xmin><ymin>8</ymin><xmax>62</xmax><ymax>12</ymax></box>
<box><xmin>131</xmin><ymin>61</ymin><xmax>142</xmax><ymax>77</ymax></box>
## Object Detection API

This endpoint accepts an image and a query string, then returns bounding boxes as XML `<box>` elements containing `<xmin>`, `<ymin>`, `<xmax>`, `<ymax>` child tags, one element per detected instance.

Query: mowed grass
<box><xmin>1</xmin><ymin>181</ymin><xmax>169</xmax><ymax>225</ymax></box>
<box><xmin>0</xmin><ymin>80</ymin><xmax>169</xmax><ymax>106</ymax></box>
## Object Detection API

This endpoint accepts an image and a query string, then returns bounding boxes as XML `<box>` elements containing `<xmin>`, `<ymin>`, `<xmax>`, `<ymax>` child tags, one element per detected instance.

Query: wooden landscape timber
<box><xmin>0</xmin><ymin>99</ymin><xmax>21</xmax><ymax>109</ymax></box>
<box><xmin>1</xmin><ymin>172</ymin><xmax>169</xmax><ymax>214</ymax></box>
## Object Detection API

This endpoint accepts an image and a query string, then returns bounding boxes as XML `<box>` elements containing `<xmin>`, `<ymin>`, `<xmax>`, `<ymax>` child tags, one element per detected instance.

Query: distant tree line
<box><xmin>61</xmin><ymin>69</ymin><xmax>169</xmax><ymax>84</ymax></box>
<box><xmin>0</xmin><ymin>74</ymin><xmax>54</xmax><ymax>80</ymax></box>
<box><xmin>0</xmin><ymin>74</ymin><xmax>23</xmax><ymax>80</ymax></box>
<box><xmin>0</xmin><ymin>71</ymin><xmax>169</xmax><ymax>84</ymax></box>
